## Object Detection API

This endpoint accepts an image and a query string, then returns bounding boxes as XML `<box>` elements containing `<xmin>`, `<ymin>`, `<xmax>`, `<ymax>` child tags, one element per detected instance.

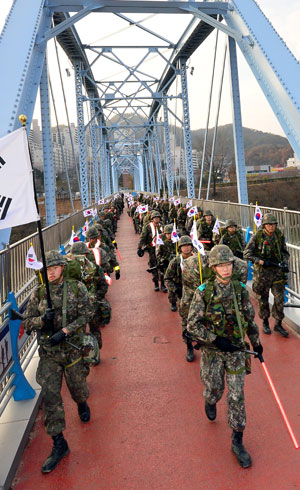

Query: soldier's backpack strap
<box><xmin>62</xmin><ymin>281</ymin><xmax>68</xmax><ymax>330</ymax></box>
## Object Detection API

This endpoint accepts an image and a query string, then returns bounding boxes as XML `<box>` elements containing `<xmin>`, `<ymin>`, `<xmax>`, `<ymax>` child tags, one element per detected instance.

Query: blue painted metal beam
<box><xmin>179</xmin><ymin>59</ymin><xmax>195</xmax><ymax>199</ymax></box>
<box><xmin>225</xmin><ymin>0</ymin><xmax>300</xmax><ymax>159</ymax></box>
<box><xmin>228</xmin><ymin>36</ymin><xmax>248</xmax><ymax>205</ymax></box>
<box><xmin>74</xmin><ymin>60</ymin><xmax>89</xmax><ymax>207</ymax></box>
<box><xmin>40</xmin><ymin>56</ymin><xmax>57</xmax><ymax>225</ymax></box>
<box><xmin>162</xmin><ymin>99</ymin><xmax>173</xmax><ymax>197</ymax></box>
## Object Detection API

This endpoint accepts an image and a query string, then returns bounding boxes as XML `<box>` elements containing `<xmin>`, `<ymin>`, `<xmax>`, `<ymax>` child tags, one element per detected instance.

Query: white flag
<box><xmin>69</xmin><ymin>229</ymin><xmax>80</xmax><ymax>245</ymax></box>
<box><xmin>213</xmin><ymin>218</ymin><xmax>220</xmax><ymax>235</ymax></box>
<box><xmin>174</xmin><ymin>199</ymin><xmax>181</xmax><ymax>206</ymax></box>
<box><xmin>82</xmin><ymin>220</ymin><xmax>89</xmax><ymax>237</ymax></box>
<box><xmin>186</xmin><ymin>200</ymin><xmax>193</xmax><ymax>209</ymax></box>
<box><xmin>93</xmin><ymin>208</ymin><xmax>98</xmax><ymax>217</ymax></box>
<box><xmin>190</xmin><ymin>220</ymin><xmax>198</xmax><ymax>242</ymax></box>
<box><xmin>156</xmin><ymin>230</ymin><xmax>164</xmax><ymax>245</ymax></box>
<box><xmin>98</xmin><ymin>199</ymin><xmax>104</xmax><ymax>205</ymax></box>
<box><xmin>83</xmin><ymin>208</ymin><xmax>94</xmax><ymax>217</ymax></box>
<box><xmin>187</xmin><ymin>206</ymin><xmax>198</xmax><ymax>218</ymax></box>
<box><xmin>192</xmin><ymin>238</ymin><xmax>206</xmax><ymax>256</ymax></box>
<box><xmin>26</xmin><ymin>245</ymin><xmax>43</xmax><ymax>270</ymax></box>
<box><xmin>171</xmin><ymin>222</ymin><xmax>179</xmax><ymax>243</ymax></box>
<box><xmin>254</xmin><ymin>204</ymin><xmax>263</xmax><ymax>228</ymax></box>
<box><xmin>168</xmin><ymin>197</ymin><xmax>174</xmax><ymax>202</ymax></box>
<box><xmin>0</xmin><ymin>127</ymin><xmax>39</xmax><ymax>230</ymax></box>
<box><xmin>138</xmin><ymin>204</ymin><xmax>148</xmax><ymax>214</ymax></box>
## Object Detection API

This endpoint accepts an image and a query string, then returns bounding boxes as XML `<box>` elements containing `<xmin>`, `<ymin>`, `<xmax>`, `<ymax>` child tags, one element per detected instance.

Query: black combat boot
<box><xmin>41</xmin><ymin>433</ymin><xmax>70</xmax><ymax>473</ymax></box>
<box><xmin>160</xmin><ymin>280</ymin><xmax>168</xmax><ymax>293</ymax></box>
<box><xmin>262</xmin><ymin>318</ymin><xmax>271</xmax><ymax>334</ymax></box>
<box><xmin>154</xmin><ymin>280</ymin><xmax>159</xmax><ymax>292</ymax></box>
<box><xmin>231</xmin><ymin>431</ymin><xmax>252</xmax><ymax>468</ymax></box>
<box><xmin>170</xmin><ymin>303</ymin><xmax>177</xmax><ymax>312</ymax></box>
<box><xmin>274</xmin><ymin>320</ymin><xmax>289</xmax><ymax>338</ymax></box>
<box><xmin>78</xmin><ymin>401</ymin><xmax>91</xmax><ymax>422</ymax></box>
<box><xmin>205</xmin><ymin>401</ymin><xmax>217</xmax><ymax>421</ymax></box>
<box><xmin>186</xmin><ymin>340</ymin><xmax>195</xmax><ymax>362</ymax></box>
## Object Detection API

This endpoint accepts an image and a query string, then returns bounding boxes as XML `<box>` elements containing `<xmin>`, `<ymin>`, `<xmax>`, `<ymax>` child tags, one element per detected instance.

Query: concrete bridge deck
<box><xmin>12</xmin><ymin>211</ymin><xmax>300</xmax><ymax>490</ymax></box>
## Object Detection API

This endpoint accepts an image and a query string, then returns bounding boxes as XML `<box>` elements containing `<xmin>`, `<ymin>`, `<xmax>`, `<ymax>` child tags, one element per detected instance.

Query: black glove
<box><xmin>235</xmin><ymin>250</ymin><xmax>244</xmax><ymax>260</ymax></box>
<box><xmin>280</xmin><ymin>264</ymin><xmax>289</xmax><ymax>273</ymax></box>
<box><xmin>50</xmin><ymin>330</ymin><xmax>67</xmax><ymax>346</ymax></box>
<box><xmin>115</xmin><ymin>270</ymin><xmax>120</xmax><ymax>280</ymax></box>
<box><xmin>253</xmin><ymin>344</ymin><xmax>264</xmax><ymax>361</ymax></box>
<box><xmin>212</xmin><ymin>336</ymin><xmax>240</xmax><ymax>353</ymax></box>
<box><xmin>262</xmin><ymin>259</ymin><xmax>276</xmax><ymax>268</ymax></box>
<box><xmin>113</xmin><ymin>242</ymin><xmax>118</xmax><ymax>249</ymax></box>
<box><xmin>137</xmin><ymin>248</ymin><xmax>144</xmax><ymax>257</ymax></box>
<box><xmin>42</xmin><ymin>308</ymin><xmax>55</xmax><ymax>328</ymax></box>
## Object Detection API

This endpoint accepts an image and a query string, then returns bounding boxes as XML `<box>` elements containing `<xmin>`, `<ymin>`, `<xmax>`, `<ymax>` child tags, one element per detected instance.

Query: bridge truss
<box><xmin>1</xmin><ymin>1</ymin><xmax>300</xmax><ymax>248</ymax></box>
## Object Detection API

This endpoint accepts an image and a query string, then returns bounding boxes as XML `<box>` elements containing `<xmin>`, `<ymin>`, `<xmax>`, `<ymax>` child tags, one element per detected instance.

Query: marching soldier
<box><xmin>156</xmin><ymin>224</ymin><xmax>177</xmax><ymax>292</ymax></box>
<box><xmin>187</xmin><ymin>245</ymin><xmax>263</xmax><ymax>468</ymax></box>
<box><xmin>244</xmin><ymin>213</ymin><xmax>289</xmax><ymax>337</ymax></box>
<box><xmin>86</xmin><ymin>226</ymin><xmax>120</xmax><ymax>279</ymax></box>
<box><xmin>23</xmin><ymin>251</ymin><xmax>93</xmax><ymax>473</ymax></box>
<box><xmin>220</xmin><ymin>219</ymin><xmax>246</xmax><ymax>259</ymax></box>
<box><xmin>165</xmin><ymin>236</ymin><xmax>195</xmax><ymax>361</ymax></box>
<box><xmin>177</xmin><ymin>204</ymin><xmax>188</xmax><ymax>235</ymax></box>
<box><xmin>137</xmin><ymin>210</ymin><xmax>164</xmax><ymax>291</ymax></box>
<box><xmin>197</xmin><ymin>210</ymin><xmax>216</xmax><ymax>251</ymax></box>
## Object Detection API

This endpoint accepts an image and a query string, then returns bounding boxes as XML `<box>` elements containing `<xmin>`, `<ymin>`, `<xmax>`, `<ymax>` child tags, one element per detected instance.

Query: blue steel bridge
<box><xmin>1</xmin><ymin>1</ymin><xmax>300</xmax><ymax>488</ymax></box>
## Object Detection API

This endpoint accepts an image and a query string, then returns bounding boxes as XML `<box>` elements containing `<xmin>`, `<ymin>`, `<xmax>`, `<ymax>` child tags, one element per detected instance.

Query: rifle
<box><xmin>262</xmin><ymin>259</ymin><xmax>294</xmax><ymax>273</ymax></box>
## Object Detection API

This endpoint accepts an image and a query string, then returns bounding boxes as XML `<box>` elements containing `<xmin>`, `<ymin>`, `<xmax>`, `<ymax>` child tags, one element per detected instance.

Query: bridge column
<box><xmin>137</xmin><ymin>154</ymin><xmax>144</xmax><ymax>192</ymax></box>
<box><xmin>163</xmin><ymin>98</ymin><xmax>173</xmax><ymax>196</ymax></box>
<box><xmin>106</xmin><ymin>147</ymin><xmax>113</xmax><ymax>196</ymax></box>
<box><xmin>90</xmin><ymin>100</ymin><xmax>100</xmax><ymax>203</ymax></box>
<box><xmin>148</xmin><ymin>140</ymin><xmax>156</xmax><ymax>193</ymax></box>
<box><xmin>143</xmin><ymin>150</ymin><xmax>149</xmax><ymax>192</ymax></box>
<box><xmin>74</xmin><ymin>60</ymin><xmax>89</xmax><ymax>207</ymax></box>
<box><xmin>40</xmin><ymin>55</ymin><xmax>56</xmax><ymax>225</ymax></box>
<box><xmin>179</xmin><ymin>58</ymin><xmax>195</xmax><ymax>199</ymax></box>
<box><xmin>112</xmin><ymin>164</ymin><xmax>118</xmax><ymax>194</ymax></box>
<box><xmin>98</xmin><ymin>121</ymin><xmax>106</xmax><ymax>199</ymax></box>
<box><xmin>153</xmin><ymin>121</ymin><xmax>162</xmax><ymax>193</ymax></box>
<box><xmin>228</xmin><ymin>37</ymin><xmax>248</xmax><ymax>204</ymax></box>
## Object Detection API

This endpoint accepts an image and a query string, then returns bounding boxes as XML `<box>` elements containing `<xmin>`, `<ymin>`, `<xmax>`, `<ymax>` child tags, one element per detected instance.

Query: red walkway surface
<box><xmin>12</xmin><ymin>212</ymin><xmax>300</xmax><ymax>490</ymax></box>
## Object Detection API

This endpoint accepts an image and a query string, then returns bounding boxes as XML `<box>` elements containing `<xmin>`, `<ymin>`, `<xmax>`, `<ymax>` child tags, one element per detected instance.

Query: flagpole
<box><xmin>193</xmin><ymin>215</ymin><xmax>203</xmax><ymax>284</ymax></box>
<box><xmin>217</xmin><ymin>215</ymin><xmax>222</xmax><ymax>237</ymax></box>
<box><xmin>19</xmin><ymin>115</ymin><xmax>52</xmax><ymax>309</ymax></box>
<box><xmin>174</xmin><ymin>219</ymin><xmax>178</xmax><ymax>255</ymax></box>
<box><xmin>254</xmin><ymin>202</ymin><xmax>257</xmax><ymax>233</ymax></box>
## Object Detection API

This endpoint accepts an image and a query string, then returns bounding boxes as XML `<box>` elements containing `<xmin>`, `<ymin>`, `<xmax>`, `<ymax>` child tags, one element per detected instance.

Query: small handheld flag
<box><xmin>187</xmin><ymin>206</ymin><xmax>198</xmax><ymax>218</ymax></box>
<box><xmin>68</xmin><ymin>229</ymin><xmax>80</xmax><ymax>245</ymax></box>
<box><xmin>174</xmin><ymin>199</ymin><xmax>181</xmax><ymax>206</ymax></box>
<box><xmin>83</xmin><ymin>208</ymin><xmax>94</xmax><ymax>217</ymax></box>
<box><xmin>171</xmin><ymin>222</ymin><xmax>179</xmax><ymax>243</ymax></box>
<box><xmin>26</xmin><ymin>245</ymin><xmax>43</xmax><ymax>270</ymax></box>
<box><xmin>213</xmin><ymin>217</ymin><xmax>220</xmax><ymax>235</ymax></box>
<box><xmin>156</xmin><ymin>230</ymin><xmax>164</xmax><ymax>245</ymax></box>
<box><xmin>186</xmin><ymin>200</ymin><xmax>193</xmax><ymax>209</ymax></box>
<box><xmin>254</xmin><ymin>203</ymin><xmax>262</xmax><ymax>228</ymax></box>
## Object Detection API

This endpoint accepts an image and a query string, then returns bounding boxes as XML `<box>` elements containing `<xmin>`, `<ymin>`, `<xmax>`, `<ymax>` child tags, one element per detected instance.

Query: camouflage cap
<box><xmin>94</xmin><ymin>223</ymin><xmax>103</xmax><ymax>232</ymax></box>
<box><xmin>45</xmin><ymin>250</ymin><xmax>66</xmax><ymax>268</ymax></box>
<box><xmin>178</xmin><ymin>235</ymin><xmax>193</xmax><ymax>247</ymax></box>
<box><xmin>209</xmin><ymin>245</ymin><xmax>234</xmax><ymax>266</ymax></box>
<box><xmin>86</xmin><ymin>226</ymin><xmax>99</xmax><ymax>239</ymax></box>
<box><xmin>164</xmin><ymin>224</ymin><xmax>173</xmax><ymax>234</ymax></box>
<box><xmin>203</xmin><ymin>209</ymin><xmax>213</xmax><ymax>217</ymax></box>
<box><xmin>262</xmin><ymin>213</ymin><xmax>278</xmax><ymax>225</ymax></box>
<box><xmin>225</xmin><ymin>219</ymin><xmax>237</xmax><ymax>228</ymax></box>
<box><xmin>151</xmin><ymin>210</ymin><xmax>161</xmax><ymax>219</ymax></box>
<box><xmin>71</xmin><ymin>241</ymin><xmax>89</xmax><ymax>255</ymax></box>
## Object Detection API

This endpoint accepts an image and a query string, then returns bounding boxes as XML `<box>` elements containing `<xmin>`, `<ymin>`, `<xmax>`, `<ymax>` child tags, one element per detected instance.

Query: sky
<box><xmin>1</xmin><ymin>0</ymin><xmax>300</xmax><ymax>138</ymax></box>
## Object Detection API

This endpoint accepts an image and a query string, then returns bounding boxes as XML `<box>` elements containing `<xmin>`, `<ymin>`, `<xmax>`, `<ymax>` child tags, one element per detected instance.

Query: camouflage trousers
<box><xmin>148</xmin><ymin>248</ymin><xmax>159</xmax><ymax>282</ymax></box>
<box><xmin>252</xmin><ymin>268</ymin><xmax>286</xmax><ymax>321</ymax></box>
<box><xmin>36</xmin><ymin>345</ymin><xmax>89</xmax><ymax>436</ymax></box>
<box><xmin>200</xmin><ymin>347</ymin><xmax>246</xmax><ymax>432</ymax></box>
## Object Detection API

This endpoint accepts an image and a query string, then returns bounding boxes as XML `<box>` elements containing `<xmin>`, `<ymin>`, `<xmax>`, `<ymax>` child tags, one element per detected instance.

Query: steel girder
<box><xmin>179</xmin><ymin>58</ymin><xmax>195</xmax><ymax>199</ymax></box>
<box><xmin>163</xmin><ymin>98</ymin><xmax>173</xmax><ymax>197</ymax></box>
<box><xmin>224</xmin><ymin>0</ymin><xmax>300</xmax><ymax>160</ymax></box>
<box><xmin>74</xmin><ymin>60</ymin><xmax>89</xmax><ymax>207</ymax></box>
<box><xmin>228</xmin><ymin>37</ymin><xmax>248</xmax><ymax>205</ymax></box>
<box><xmin>40</xmin><ymin>56</ymin><xmax>57</xmax><ymax>225</ymax></box>
<box><xmin>90</xmin><ymin>100</ymin><xmax>100</xmax><ymax>202</ymax></box>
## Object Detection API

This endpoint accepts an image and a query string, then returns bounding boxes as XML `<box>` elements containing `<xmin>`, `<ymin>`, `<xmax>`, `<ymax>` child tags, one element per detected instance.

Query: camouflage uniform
<box><xmin>177</xmin><ymin>207</ymin><xmax>188</xmax><ymax>235</ymax></box>
<box><xmin>138</xmin><ymin>213</ymin><xmax>163</xmax><ymax>285</ymax></box>
<box><xmin>156</xmin><ymin>226</ymin><xmax>177</xmax><ymax>270</ymax></box>
<box><xmin>197</xmin><ymin>212</ymin><xmax>216</xmax><ymax>251</ymax></box>
<box><xmin>243</xmin><ymin>222</ymin><xmax>289</xmax><ymax>324</ymax></box>
<box><xmin>187</xmin><ymin>248</ymin><xmax>261</xmax><ymax>434</ymax></box>
<box><xmin>220</xmin><ymin>220</ymin><xmax>246</xmax><ymax>259</ymax></box>
<box><xmin>24</xmin><ymin>256</ymin><xmax>93</xmax><ymax>437</ymax></box>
